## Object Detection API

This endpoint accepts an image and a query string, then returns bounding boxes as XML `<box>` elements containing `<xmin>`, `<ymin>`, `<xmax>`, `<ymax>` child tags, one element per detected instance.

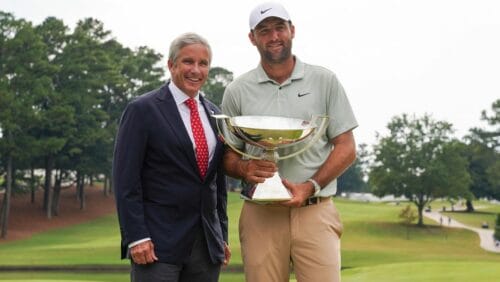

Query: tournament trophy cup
<box><xmin>213</xmin><ymin>114</ymin><xmax>329</xmax><ymax>201</ymax></box>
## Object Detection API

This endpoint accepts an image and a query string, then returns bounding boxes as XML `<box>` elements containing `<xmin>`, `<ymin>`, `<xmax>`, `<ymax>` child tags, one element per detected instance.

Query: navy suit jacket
<box><xmin>113</xmin><ymin>82</ymin><xmax>228</xmax><ymax>264</ymax></box>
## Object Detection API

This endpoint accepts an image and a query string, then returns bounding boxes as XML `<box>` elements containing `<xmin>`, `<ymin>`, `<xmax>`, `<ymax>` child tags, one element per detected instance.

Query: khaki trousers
<box><xmin>239</xmin><ymin>199</ymin><xmax>343</xmax><ymax>282</ymax></box>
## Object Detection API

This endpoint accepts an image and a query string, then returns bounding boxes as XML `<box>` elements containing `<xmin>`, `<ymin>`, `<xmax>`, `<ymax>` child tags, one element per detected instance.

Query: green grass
<box><xmin>0</xmin><ymin>192</ymin><xmax>243</xmax><ymax>266</ymax></box>
<box><xmin>442</xmin><ymin>201</ymin><xmax>500</xmax><ymax>229</ymax></box>
<box><xmin>0</xmin><ymin>214</ymin><xmax>124</xmax><ymax>266</ymax></box>
<box><xmin>0</xmin><ymin>193</ymin><xmax>499</xmax><ymax>282</ymax></box>
<box><xmin>226</xmin><ymin>192</ymin><xmax>244</xmax><ymax>264</ymax></box>
<box><xmin>0</xmin><ymin>272</ymin><xmax>246</xmax><ymax>282</ymax></box>
<box><xmin>337</xmin><ymin>198</ymin><xmax>500</xmax><ymax>281</ymax></box>
<box><xmin>342</xmin><ymin>261</ymin><xmax>500</xmax><ymax>282</ymax></box>
<box><xmin>0</xmin><ymin>272</ymin><xmax>129</xmax><ymax>282</ymax></box>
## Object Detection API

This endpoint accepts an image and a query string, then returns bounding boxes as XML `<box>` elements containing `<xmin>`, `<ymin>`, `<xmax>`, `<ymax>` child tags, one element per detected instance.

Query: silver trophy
<box><xmin>213</xmin><ymin>115</ymin><xmax>329</xmax><ymax>201</ymax></box>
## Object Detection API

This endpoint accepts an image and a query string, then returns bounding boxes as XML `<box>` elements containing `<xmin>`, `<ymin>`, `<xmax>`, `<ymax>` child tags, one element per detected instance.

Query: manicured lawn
<box><xmin>0</xmin><ymin>272</ymin><xmax>246</xmax><ymax>282</ymax></box>
<box><xmin>0</xmin><ymin>272</ymin><xmax>129</xmax><ymax>282</ymax></box>
<box><xmin>0</xmin><ymin>193</ymin><xmax>243</xmax><ymax>266</ymax></box>
<box><xmin>1</xmin><ymin>192</ymin><xmax>499</xmax><ymax>282</ymax></box>
<box><xmin>341</xmin><ymin>261</ymin><xmax>500</xmax><ymax>282</ymax></box>
<box><xmin>442</xmin><ymin>200</ymin><xmax>500</xmax><ymax>229</ymax></box>
<box><xmin>226</xmin><ymin>192</ymin><xmax>244</xmax><ymax>264</ymax></box>
<box><xmin>0</xmin><ymin>214</ymin><xmax>125</xmax><ymax>266</ymax></box>
<box><xmin>340</xmin><ymin>199</ymin><xmax>498</xmax><ymax>266</ymax></box>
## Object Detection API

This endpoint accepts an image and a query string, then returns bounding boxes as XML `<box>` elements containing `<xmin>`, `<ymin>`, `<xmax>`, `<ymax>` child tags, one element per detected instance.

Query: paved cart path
<box><xmin>423</xmin><ymin>210</ymin><xmax>500</xmax><ymax>253</ymax></box>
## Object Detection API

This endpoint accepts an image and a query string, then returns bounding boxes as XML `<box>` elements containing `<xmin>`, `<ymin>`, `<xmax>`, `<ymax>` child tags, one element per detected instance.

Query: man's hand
<box><xmin>223</xmin><ymin>241</ymin><xmax>231</xmax><ymax>266</ymax></box>
<box><xmin>280</xmin><ymin>179</ymin><xmax>315</xmax><ymax>208</ymax></box>
<box><xmin>130</xmin><ymin>240</ymin><xmax>158</xmax><ymax>265</ymax></box>
<box><xmin>240</xmin><ymin>159</ymin><xmax>277</xmax><ymax>184</ymax></box>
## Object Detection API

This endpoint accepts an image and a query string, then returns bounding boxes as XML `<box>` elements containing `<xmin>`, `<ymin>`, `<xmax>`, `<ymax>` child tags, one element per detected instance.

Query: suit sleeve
<box><xmin>113</xmin><ymin>101</ymin><xmax>150</xmax><ymax>246</ymax></box>
<box><xmin>216</xmin><ymin>164</ymin><xmax>228</xmax><ymax>243</ymax></box>
<box><xmin>209</xmin><ymin>101</ymin><xmax>229</xmax><ymax>243</ymax></box>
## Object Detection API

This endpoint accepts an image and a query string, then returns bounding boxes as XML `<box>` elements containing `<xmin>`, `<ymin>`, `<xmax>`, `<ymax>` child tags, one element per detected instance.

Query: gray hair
<box><xmin>168</xmin><ymin>32</ymin><xmax>212</xmax><ymax>64</ymax></box>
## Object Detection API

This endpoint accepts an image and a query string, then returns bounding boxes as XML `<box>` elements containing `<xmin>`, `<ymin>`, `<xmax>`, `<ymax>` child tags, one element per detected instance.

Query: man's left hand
<box><xmin>280</xmin><ymin>179</ymin><xmax>315</xmax><ymax>208</ymax></box>
<box><xmin>223</xmin><ymin>241</ymin><xmax>231</xmax><ymax>266</ymax></box>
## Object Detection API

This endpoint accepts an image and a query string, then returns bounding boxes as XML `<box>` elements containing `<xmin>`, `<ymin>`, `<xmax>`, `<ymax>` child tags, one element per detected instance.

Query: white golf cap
<box><xmin>249</xmin><ymin>2</ymin><xmax>291</xmax><ymax>30</ymax></box>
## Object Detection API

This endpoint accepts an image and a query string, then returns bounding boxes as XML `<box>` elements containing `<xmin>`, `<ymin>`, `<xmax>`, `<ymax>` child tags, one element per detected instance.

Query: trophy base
<box><xmin>251</xmin><ymin>173</ymin><xmax>292</xmax><ymax>201</ymax></box>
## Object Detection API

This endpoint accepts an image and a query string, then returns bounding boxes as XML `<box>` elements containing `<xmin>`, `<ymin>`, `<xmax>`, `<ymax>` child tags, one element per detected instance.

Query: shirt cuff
<box><xmin>128</xmin><ymin>238</ymin><xmax>151</xmax><ymax>249</ymax></box>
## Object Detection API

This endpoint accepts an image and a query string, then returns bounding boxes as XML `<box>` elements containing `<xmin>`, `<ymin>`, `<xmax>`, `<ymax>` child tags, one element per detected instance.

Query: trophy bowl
<box><xmin>228</xmin><ymin>116</ymin><xmax>316</xmax><ymax>148</ymax></box>
<box><xmin>213</xmin><ymin>114</ymin><xmax>329</xmax><ymax>201</ymax></box>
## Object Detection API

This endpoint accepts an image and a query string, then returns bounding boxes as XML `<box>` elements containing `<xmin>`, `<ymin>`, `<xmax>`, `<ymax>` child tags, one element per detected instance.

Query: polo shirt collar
<box><xmin>256</xmin><ymin>56</ymin><xmax>305</xmax><ymax>85</ymax></box>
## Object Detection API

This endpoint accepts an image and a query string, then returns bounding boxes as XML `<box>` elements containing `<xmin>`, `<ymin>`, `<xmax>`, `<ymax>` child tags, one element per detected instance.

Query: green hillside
<box><xmin>0</xmin><ymin>192</ymin><xmax>499</xmax><ymax>282</ymax></box>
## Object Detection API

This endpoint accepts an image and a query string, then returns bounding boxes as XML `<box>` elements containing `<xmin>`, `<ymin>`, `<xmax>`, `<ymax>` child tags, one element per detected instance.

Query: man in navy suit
<box><xmin>113</xmin><ymin>32</ymin><xmax>230</xmax><ymax>282</ymax></box>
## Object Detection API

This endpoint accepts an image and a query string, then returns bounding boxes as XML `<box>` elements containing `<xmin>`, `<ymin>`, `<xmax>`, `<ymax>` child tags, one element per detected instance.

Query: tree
<box><xmin>32</xmin><ymin>17</ymin><xmax>74</xmax><ymax>216</ymax></box>
<box><xmin>337</xmin><ymin>143</ymin><xmax>370</xmax><ymax>194</ymax></box>
<box><xmin>470</xmin><ymin>99</ymin><xmax>499</xmax><ymax>149</ymax></box>
<box><xmin>0</xmin><ymin>13</ymin><xmax>49</xmax><ymax>236</ymax></box>
<box><xmin>460</xmin><ymin>139</ymin><xmax>498</xmax><ymax>210</ymax></box>
<box><xmin>478</xmin><ymin>100</ymin><xmax>499</xmax><ymax>199</ymax></box>
<box><xmin>369</xmin><ymin>114</ymin><xmax>471</xmax><ymax>226</ymax></box>
<box><xmin>202</xmin><ymin>66</ymin><xmax>233</xmax><ymax>107</ymax></box>
<box><xmin>399</xmin><ymin>204</ymin><xmax>417</xmax><ymax>239</ymax></box>
<box><xmin>463</xmin><ymin>99</ymin><xmax>500</xmax><ymax>209</ymax></box>
<box><xmin>57</xmin><ymin>18</ymin><xmax>116</xmax><ymax>210</ymax></box>
<box><xmin>487</xmin><ymin>159</ymin><xmax>500</xmax><ymax>200</ymax></box>
<box><xmin>337</xmin><ymin>163</ymin><xmax>366</xmax><ymax>194</ymax></box>
<box><xmin>99</xmin><ymin>42</ymin><xmax>164</xmax><ymax>195</ymax></box>
<box><xmin>494</xmin><ymin>214</ymin><xmax>500</xmax><ymax>242</ymax></box>
<box><xmin>0</xmin><ymin>12</ymin><xmax>167</xmax><ymax>236</ymax></box>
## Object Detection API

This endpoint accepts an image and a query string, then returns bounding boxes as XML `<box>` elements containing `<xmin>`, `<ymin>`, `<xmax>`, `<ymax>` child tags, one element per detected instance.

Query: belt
<box><xmin>302</xmin><ymin>197</ymin><xmax>330</xmax><ymax>207</ymax></box>
<box><xmin>246</xmin><ymin>197</ymin><xmax>331</xmax><ymax>207</ymax></box>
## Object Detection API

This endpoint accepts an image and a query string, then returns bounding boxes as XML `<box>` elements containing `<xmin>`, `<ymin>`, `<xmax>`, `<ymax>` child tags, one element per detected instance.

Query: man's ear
<box><xmin>248</xmin><ymin>31</ymin><xmax>257</xmax><ymax>46</ymax></box>
<box><xmin>167</xmin><ymin>59</ymin><xmax>173</xmax><ymax>70</ymax></box>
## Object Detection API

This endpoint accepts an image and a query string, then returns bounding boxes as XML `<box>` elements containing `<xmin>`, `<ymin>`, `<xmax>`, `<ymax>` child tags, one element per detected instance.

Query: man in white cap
<box><xmin>221</xmin><ymin>2</ymin><xmax>358</xmax><ymax>282</ymax></box>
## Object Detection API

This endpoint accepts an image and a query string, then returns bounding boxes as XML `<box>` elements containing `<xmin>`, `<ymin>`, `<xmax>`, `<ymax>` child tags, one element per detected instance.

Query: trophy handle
<box><xmin>277</xmin><ymin>115</ymin><xmax>329</xmax><ymax>160</ymax></box>
<box><xmin>212</xmin><ymin>114</ymin><xmax>262</xmax><ymax>160</ymax></box>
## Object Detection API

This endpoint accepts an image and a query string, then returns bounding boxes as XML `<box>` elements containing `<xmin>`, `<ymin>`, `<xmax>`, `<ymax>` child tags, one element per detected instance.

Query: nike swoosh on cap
<box><xmin>260</xmin><ymin>8</ymin><xmax>272</xmax><ymax>14</ymax></box>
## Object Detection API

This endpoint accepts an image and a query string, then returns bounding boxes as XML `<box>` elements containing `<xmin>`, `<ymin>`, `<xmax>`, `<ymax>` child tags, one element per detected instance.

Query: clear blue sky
<box><xmin>3</xmin><ymin>0</ymin><xmax>499</xmax><ymax>145</ymax></box>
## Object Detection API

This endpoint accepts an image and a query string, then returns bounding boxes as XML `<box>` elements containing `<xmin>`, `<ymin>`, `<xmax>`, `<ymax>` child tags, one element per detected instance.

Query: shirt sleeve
<box><xmin>326</xmin><ymin>74</ymin><xmax>358</xmax><ymax>140</ymax></box>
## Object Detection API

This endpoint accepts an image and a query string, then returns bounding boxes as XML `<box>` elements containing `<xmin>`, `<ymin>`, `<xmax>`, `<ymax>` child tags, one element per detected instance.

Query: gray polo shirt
<box><xmin>221</xmin><ymin>57</ymin><xmax>358</xmax><ymax>197</ymax></box>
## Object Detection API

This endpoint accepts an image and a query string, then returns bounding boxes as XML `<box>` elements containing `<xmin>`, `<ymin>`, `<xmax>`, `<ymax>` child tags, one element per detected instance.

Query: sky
<box><xmin>3</xmin><ymin>0</ymin><xmax>499</xmax><ymax>146</ymax></box>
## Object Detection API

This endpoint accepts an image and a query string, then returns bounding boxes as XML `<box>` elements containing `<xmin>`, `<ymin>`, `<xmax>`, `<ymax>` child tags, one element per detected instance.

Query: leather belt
<box><xmin>302</xmin><ymin>197</ymin><xmax>330</xmax><ymax>207</ymax></box>
<box><xmin>246</xmin><ymin>197</ymin><xmax>331</xmax><ymax>207</ymax></box>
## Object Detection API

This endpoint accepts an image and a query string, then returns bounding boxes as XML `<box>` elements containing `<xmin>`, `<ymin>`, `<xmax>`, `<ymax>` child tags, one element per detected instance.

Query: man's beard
<box><xmin>260</xmin><ymin>43</ymin><xmax>292</xmax><ymax>64</ymax></box>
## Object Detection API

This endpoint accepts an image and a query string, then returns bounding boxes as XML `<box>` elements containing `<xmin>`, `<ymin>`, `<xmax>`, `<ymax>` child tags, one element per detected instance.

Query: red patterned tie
<box><xmin>185</xmin><ymin>98</ymin><xmax>209</xmax><ymax>179</ymax></box>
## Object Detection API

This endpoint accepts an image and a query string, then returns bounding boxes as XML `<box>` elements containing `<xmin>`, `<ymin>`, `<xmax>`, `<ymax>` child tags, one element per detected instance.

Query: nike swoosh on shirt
<box><xmin>260</xmin><ymin>8</ymin><xmax>272</xmax><ymax>14</ymax></box>
<box><xmin>298</xmin><ymin>92</ymin><xmax>311</xmax><ymax>97</ymax></box>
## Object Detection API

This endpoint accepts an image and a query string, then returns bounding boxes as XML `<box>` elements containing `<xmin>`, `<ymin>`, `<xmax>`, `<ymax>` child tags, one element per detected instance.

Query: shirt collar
<box><xmin>168</xmin><ymin>81</ymin><xmax>202</xmax><ymax>106</ymax></box>
<box><xmin>255</xmin><ymin>56</ymin><xmax>305</xmax><ymax>85</ymax></box>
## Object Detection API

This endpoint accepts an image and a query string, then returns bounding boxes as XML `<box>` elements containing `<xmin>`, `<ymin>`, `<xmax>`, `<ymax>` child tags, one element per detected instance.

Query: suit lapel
<box><xmin>200</xmin><ymin>96</ymin><xmax>224</xmax><ymax>179</ymax></box>
<box><xmin>155</xmin><ymin>83</ymin><xmax>199</xmax><ymax>176</ymax></box>
<box><xmin>200</xmin><ymin>96</ymin><xmax>219</xmax><ymax>139</ymax></box>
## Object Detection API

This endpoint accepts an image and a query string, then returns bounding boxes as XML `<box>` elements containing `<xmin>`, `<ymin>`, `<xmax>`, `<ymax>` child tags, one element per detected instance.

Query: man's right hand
<box><xmin>130</xmin><ymin>240</ymin><xmax>158</xmax><ymax>264</ymax></box>
<box><xmin>239</xmin><ymin>159</ymin><xmax>277</xmax><ymax>184</ymax></box>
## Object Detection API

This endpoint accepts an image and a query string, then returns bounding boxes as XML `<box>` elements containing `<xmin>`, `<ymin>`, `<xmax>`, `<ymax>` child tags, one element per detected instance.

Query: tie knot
<box><xmin>185</xmin><ymin>98</ymin><xmax>197</xmax><ymax>111</ymax></box>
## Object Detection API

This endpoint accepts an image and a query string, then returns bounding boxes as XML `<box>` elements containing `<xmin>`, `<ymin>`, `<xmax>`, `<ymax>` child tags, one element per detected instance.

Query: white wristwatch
<box><xmin>307</xmin><ymin>178</ymin><xmax>321</xmax><ymax>196</ymax></box>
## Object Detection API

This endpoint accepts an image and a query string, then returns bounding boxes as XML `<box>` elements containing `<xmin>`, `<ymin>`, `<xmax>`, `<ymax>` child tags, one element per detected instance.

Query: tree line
<box><xmin>0</xmin><ymin>12</ymin><xmax>167</xmax><ymax>237</ymax></box>
<box><xmin>367</xmin><ymin>108</ymin><xmax>499</xmax><ymax>225</ymax></box>
<box><xmin>339</xmin><ymin>100</ymin><xmax>498</xmax><ymax>226</ymax></box>
<box><xmin>0</xmin><ymin>12</ymin><xmax>498</xmax><ymax>238</ymax></box>
<box><xmin>0</xmin><ymin>12</ymin><xmax>234</xmax><ymax>238</ymax></box>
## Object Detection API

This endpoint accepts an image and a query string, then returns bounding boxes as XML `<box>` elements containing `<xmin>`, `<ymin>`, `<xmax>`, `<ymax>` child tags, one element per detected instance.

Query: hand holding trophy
<box><xmin>213</xmin><ymin>115</ymin><xmax>329</xmax><ymax>201</ymax></box>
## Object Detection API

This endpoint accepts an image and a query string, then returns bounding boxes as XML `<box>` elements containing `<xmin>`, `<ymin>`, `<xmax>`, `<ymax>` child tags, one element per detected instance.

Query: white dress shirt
<box><xmin>169</xmin><ymin>82</ymin><xmax>217</xmax><ymax>162</ymax></box>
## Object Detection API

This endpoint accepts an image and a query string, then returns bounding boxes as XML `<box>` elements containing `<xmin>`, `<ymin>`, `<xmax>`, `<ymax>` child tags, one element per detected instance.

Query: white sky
<box><xmin>3</xmin><ymin>0</ymin><xmax>499</xmax><ymax>146</ymax></box>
